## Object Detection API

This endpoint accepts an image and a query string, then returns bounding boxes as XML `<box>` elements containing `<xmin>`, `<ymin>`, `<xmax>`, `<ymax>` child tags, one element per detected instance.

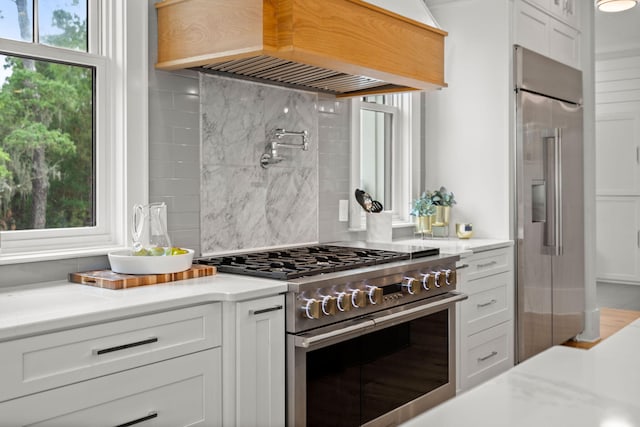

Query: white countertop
<box><xmin>0</xmin><ymin>273</ymin><xmax>287</xmax><ymax>342</ymax></box>
<box><xmin>395</xmin><ymin>237</ymin><xmax>513</xmax><ymax>258</ymax></box>
<box><xmin>402</xmin><ymin>319</ymin><xmax>640</xmax><ymax>427</ymax></box>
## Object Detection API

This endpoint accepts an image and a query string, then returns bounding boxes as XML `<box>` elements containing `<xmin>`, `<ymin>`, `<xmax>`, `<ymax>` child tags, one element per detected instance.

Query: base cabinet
<box><xmin>233</xmin><ymin>295</ymin><xmax>285</xmax><ymax>427</ymax></box>
<box><xmin>457</xmin><ymin>247</ymin><xmax>515</xmax><ymax>392</ymax></box>
<box><xmin>0</xmin><ymin>349</ymin><xmax>221</xmax><ymax>426</ymax></box>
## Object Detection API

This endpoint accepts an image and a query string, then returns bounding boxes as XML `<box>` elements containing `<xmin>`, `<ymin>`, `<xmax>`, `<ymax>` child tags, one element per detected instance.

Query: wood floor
<box><xmin>562</xmin><ymin>307</ymin><xmax>640</xmax><ymax>350</ymax></box>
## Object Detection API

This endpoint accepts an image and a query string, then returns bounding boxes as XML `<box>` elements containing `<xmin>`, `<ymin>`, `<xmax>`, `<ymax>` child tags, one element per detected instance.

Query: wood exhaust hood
<box><xmin>155</xmin><ymin>0</ymin><xmax>447</xmax><ymax>97</ymax></box>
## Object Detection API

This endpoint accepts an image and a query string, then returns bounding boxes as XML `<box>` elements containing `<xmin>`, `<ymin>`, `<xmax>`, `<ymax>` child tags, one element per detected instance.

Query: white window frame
<box><xmin>350</xmin><ymin>92</ymin><xmax>422</xmax><ymax>230</ymax></box>
<box><xmin>0</xmin><ymin>0</ymin><xmax>147</xmax><ymax>264</ymax></box>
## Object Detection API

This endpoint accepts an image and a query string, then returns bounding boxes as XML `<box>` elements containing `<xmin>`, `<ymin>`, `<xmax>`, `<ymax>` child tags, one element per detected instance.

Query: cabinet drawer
<box><xmin>0</xmin><ymin>303</ymin><xmax>221</xmax><ymax>402</ymax></box>
<box><xmin>0</xmin><ymin>348</ymin><xmax>221</xmax><ymax>426</ymax></box>
<box><xmin>461</xmin><ymin>271</ymin><xmax>513</xmax><ymax>335</ymax></box>
<box><xmin>465</xmin><ymin>247</ymin><xmax>512</xmax><ymax>281</ymax></box>
<box><xmin>461</xmin><ymin>321</ymin><xmax>514</xmax><ymax>391</ymax></box>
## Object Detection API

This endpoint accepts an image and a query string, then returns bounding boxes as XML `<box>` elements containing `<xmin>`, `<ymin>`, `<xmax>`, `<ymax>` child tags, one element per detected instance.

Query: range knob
<box><xmin>444</xmin><ymin>269</ymin><xmax>456</xmax><ymax>286</ymax></box>
<box><xmin>351</xmin><ymin>289</ymin><xmax>366</xmax><ymax>308</ymax></box>
<box><xmin>321</xmin><ymin>295</ymin><xmax>338</xmax><ymax>316</ymax></box>
<box><xmin>420</xmin><ymin>273</ymin><xmax>435</xmax><ymax>290</ymax></box>
<box><xmin>303</xmin><ymin>298</ymin><xmax>321</xmax><ymax>319</ymax></box>
<box><xmin>336</xmin><ymin>292</ymin><xmax>352</xmax><ymax>312</ymax></box>
<box><xmin>401</xmin><ymin>277</ymin><xmax>421</xmax><ymax>295</ymax></box>
<box><xmin>366</xmin><ymin>285</ymin><xmax>383</xmax><ymax>305</ymax></box>
<box><xmin>433</xmin><ymin>271</ymin><xmax>442</xmax><ymax>288</ymax></box>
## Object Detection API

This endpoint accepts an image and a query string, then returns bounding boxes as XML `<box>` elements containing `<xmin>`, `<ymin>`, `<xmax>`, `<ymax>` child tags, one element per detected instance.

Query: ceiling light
<box><xmin>595</xmin><ymin>0</ymin><xmax>638</xmax><ymax>12</ymax></box>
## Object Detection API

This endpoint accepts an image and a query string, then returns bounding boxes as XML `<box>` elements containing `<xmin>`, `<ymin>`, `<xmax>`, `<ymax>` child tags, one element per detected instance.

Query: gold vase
<box><xmin>433</xmin><ymin>206</ymin><xmax>450</xmax><ymax>227</ymax></box>
<box><xmin>415</xmin><ymin>216</ymin><xmax>433</xmax><ymax>233</ymax></box>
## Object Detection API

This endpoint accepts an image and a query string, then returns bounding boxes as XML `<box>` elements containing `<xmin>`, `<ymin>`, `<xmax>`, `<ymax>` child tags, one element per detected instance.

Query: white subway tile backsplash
<box><xmin>173</xmin><ymin>93</ymin><xmax>200</xmax><ymax>113</ymax></box>
<box><xmin>150</xmin><ymin>178</ymin><xmax>200</xmax><ymax>197</ymax></box>
<box><xmin>173</xmin><ymin>127</ymin><xmax>199</xmax><ymax>146</ymax></box>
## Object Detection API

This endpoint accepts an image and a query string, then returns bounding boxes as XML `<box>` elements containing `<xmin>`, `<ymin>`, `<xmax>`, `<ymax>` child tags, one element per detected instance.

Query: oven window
<box><xmin>306</xmin><ymin>310</ymin><xmax>449</xmax><ymax>427</ymax></box>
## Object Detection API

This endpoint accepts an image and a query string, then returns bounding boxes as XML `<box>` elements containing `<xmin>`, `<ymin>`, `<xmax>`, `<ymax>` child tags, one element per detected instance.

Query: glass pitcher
<box><xmin>131</xmin><ymin>202</ymin><xmax>172</xmax><ymax>255</ymax></box>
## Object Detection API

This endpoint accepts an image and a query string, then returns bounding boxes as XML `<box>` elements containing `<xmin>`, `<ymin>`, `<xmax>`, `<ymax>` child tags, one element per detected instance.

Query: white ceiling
<box><xmin>595</xmin><ymin>3</ymin><xmax>640</xmax><ymax>54</ymax></box>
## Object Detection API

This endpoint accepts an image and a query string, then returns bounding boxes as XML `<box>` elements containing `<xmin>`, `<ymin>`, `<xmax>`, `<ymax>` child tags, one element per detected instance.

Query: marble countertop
<box><xmin>402</xmin><ymin>319</ymin><xmax>640</xmax><ymax>427</ymax></box>
<box><xmin>0</xmin><ymin>273</ymin><xmax>287</xmax><ymax>342</ymax></box>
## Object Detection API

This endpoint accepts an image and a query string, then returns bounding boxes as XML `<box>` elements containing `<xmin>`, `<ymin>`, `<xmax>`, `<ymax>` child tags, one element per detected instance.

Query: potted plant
<box><xmin>410</xmin><ymin>193</ymin><xmax>436</xmax><ymax>233</ymax></box>
<box><xmin>425</xmin><ymin>186</ymin><xmax>456</xmax><ymax>226</ymax></box>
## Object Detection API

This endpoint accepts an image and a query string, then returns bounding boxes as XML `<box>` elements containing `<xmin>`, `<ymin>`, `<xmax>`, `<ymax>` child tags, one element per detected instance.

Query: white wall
<box><xmin>424</xmin><ymin>0</ymin><xmax>512</xmax><ymax>239</ymax></box>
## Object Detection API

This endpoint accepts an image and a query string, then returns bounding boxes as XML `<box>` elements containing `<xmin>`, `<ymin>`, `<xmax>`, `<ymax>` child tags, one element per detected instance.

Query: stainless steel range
<box><xmin>197</xmin><ymin>244</ymin><xmax>465</xmax><ymax>427</ymax></box>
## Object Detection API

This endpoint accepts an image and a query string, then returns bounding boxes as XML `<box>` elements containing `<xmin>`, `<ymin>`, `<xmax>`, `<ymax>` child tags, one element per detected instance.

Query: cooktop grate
<box><xmin>196</xmin><ymin>245</ymin><xmax>438</xmax><ymax>280</ymax></box>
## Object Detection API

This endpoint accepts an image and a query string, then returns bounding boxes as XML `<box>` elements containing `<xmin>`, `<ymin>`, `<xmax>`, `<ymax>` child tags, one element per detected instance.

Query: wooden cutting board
<box><xmin>69</xmin><ymin>264</ymin><xmax>217</xmax><ymax>290</ymax></box>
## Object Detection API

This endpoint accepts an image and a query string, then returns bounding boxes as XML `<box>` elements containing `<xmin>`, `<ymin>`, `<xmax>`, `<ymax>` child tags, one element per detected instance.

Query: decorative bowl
<box><xmin>108</xmin><ymin>248</ymin><xmax>194</xmax><ymax>275</ymax></box>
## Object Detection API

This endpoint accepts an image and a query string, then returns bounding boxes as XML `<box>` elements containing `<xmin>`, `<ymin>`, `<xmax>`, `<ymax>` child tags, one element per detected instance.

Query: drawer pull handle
<box><xmin>477</xmin><ymin>299</ymin><xmax>498</xmax><ymax>308</ymax></box>
<box><xmin>477</xmin><ymin>351</ymin><xmax>498</xmax><ymax>362</ymax></box>
<box><xmin>477</xmin><ymin>260</ymin><xmax>498</xmax><ymax>268</ymax></box>
<box><xmin>250</xmin><ymin>305</ymin><xmax>283</xmax><ymax>315</ymax></box>
<box><xmin>94</xmin><ymin>337</ymin><xmax>158</xmax><ymax>355</ymax></box>
<box><xmin>115</xmin><ymin>411</ymin><xmax>158</xmax><ymax>427</ymax></box>
<box><xmin>456</xmin><ymin>263</ymin><xmax>470</xmax><ymax>269</ymax></box>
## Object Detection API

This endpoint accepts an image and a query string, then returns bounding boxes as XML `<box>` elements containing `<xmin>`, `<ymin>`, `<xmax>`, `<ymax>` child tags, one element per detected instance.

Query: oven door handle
<box><xmin>294</xmin><ymin>317</ymin><xmax>376</xmax><ymax>349</ymax></box>
<box><xmin>371</xmin><ymin>292</ymin><xmax>467</xmax><ymax>330</ymax></box>
<box><xmin>294</xmin><ymin>292</ymin><xmax>467</xmax><ymax>350</ymax></box>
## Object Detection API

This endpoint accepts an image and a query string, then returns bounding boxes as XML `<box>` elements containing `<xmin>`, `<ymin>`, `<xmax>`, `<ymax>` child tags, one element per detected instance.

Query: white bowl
<box><xmin>108</xmin><ymin>248</ymin><xmax>195</xmax><ymax>275</ymax></box>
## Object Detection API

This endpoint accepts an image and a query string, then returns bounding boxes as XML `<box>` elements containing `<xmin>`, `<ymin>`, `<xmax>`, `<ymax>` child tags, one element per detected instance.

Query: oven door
<box><xmin>287</xmin><ymin>292</ymin><xmax>467</xmax><ymax>427</ymax></box>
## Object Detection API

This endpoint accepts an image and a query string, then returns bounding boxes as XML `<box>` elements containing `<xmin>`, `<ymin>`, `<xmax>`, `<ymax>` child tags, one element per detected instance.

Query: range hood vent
<box><xmin>156</xmin><ymin>0</ymin><xmax>447</xmax><ymax>97</ymax></box>
<box><xmin>200</xmin><ymin>56</ymin><xmax>402</xmax><ymax>95</ymax></box>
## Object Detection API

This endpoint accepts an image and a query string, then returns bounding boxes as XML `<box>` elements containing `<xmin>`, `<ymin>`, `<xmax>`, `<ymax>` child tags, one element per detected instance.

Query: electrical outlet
<box><xmin>339</xmin><ymin>200</ymin><xmax>349</xmax><ymax>222</ymax></box>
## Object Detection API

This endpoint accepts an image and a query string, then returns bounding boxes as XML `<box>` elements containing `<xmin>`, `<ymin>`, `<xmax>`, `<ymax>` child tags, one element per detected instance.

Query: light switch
<box><xmin>339</xmin><ymin>200</ymin><xmax>349</xmax><ymax>222</ymax></box>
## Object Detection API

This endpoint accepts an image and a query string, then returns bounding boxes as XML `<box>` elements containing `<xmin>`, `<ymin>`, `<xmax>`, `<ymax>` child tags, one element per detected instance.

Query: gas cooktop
<box><xmin>196</xmin><ymin>244</ymin><xmax>439</xmax><ymax>280</ymax></box>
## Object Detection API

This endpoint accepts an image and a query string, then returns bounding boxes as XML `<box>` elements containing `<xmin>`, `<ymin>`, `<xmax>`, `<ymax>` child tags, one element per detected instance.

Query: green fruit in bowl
<box><xmin>133</xmin><ymin>248</ymin><xmax>149</xmax><ymax>256</ymax></box>
<box><xmin>149</xmin><ymin>246</ymin><xmax>166</xmax><ymax>256</ymax></box>
<box><xmin>170</xmin><ymin>247</ymin><xmax>189</xmax><ymax>255</ymax></box>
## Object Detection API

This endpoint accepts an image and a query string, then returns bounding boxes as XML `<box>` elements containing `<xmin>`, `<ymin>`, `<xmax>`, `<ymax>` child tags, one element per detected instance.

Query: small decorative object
<box><xmin>410</xmin><ymin>193</ymin><xmax>436</xmax><ymax>234</ymax></box>
<box><xmin>456</xmin><ymin>223</ymin><xmax>473</xmax><ymax>239</ymax></box>
<box><xmin>424</xmin><ymin>186</ymin><xmax>456</xmax><ymax>227</ymax></box>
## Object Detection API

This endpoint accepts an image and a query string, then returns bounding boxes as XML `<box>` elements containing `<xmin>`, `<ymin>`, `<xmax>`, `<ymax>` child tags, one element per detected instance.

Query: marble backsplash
<box><xmin>200</xmin><ymin>74</ymin><xmax>319</xmax><ymax>254</ymax></box>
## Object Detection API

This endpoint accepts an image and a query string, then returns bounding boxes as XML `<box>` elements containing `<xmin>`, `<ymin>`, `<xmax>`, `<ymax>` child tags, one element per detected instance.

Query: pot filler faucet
<box><xmin>260</xmin><ymin>128</ymin><xmax>309</xmax><ymax>168</ymax></box>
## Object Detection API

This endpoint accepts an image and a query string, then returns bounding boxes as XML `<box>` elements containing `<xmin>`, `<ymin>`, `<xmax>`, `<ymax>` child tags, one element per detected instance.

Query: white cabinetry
<box><xmin>235</xmin><ymin>295</ymin><xmax>285</xmax><ymax>427</ymax></box>
<box><xmin>0</xmin><ymin>349</ymin><xmax>220</xmax><ymax>426</ymax></box>
<box><xmin>515</xmin><ymin>0</ymin><xmax>581</xmax><ymax>69</ymax></box>
<box><xmin>596</xmin><ymin>112</ymin><xmax>640</xmax><ymax>196</ymax></box>
<box><xmin>595</xmin><ymin>56</ymin><xmax>640</xmax><ymax>284</ymax></box>
<box><xmin>457</xmin><ymin>247</ymin><xmax>514</xmax><ymax>392</ymax></box>
<box><xmin>0</xmin><ymin>304</ymin><xmax>222</xmax><ymax>426</ymax></box>
<box><xmin>596</xmin><ymin>197</ymin><xmax>640</xmax><ymax>283</ymax></box>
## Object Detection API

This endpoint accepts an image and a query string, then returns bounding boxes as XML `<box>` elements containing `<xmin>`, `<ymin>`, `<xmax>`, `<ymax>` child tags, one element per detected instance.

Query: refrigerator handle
<box><xmin>552</xmin><ymin>128</ymin><xmax>563</xmax><ymax>256</ymax></box>
<box><xmin>544</xmin><ymin>129</ymin><xmax>563</xmax><ymax>256</ymax></box>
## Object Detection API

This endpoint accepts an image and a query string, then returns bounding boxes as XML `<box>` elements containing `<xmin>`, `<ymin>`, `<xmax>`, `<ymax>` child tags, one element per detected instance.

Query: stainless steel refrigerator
<box><xmin>514</xmin><ymin>46</ymin><xmax>585</xmax><ymax>363</ymax></box>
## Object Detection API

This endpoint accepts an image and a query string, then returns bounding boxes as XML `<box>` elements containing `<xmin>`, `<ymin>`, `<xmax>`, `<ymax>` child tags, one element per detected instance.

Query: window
<box><xmin>0</xmin><ymin>0</ymin><xmax>147</xmax><ymax>261</ymax></box>
<box><xmin>350</xmin><ymin>93</ymin><xmax>422</xmax><ymax>230</ymax></box>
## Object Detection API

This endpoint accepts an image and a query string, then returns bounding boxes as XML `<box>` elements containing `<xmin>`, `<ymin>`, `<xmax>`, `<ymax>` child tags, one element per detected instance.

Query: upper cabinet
<box><xmin>155</xmin><ymin>0</ymin><xmax>447</xmax><ymax>97</ymax></box>
<box><xmin>515</xmin><ymin>0</ymin><xmax>581</xmax><ymax>69</ymax></box>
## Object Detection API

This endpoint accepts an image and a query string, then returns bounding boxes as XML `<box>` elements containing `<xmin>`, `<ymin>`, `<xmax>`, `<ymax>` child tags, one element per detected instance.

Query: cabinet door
<box><xmin>0</xmin><ymin>349</ymin><xmax>221</xmax><ymax>426</ymax></box>
<box><xmin>516</xmin><ymin>0</ymin><xmax>580</xmax><ymax>69</ymax></box>
<box><xmin>515</xmin><ymin>1</ymin><xmax>550</xmax><ymax>57</ymax></box>
<box><xmin>460</xmin><ymin>321</ymin><xmax>513</xmax><ymax>391</ymax></box>
<box><xmin>596</xmin><ymin>197</ymin><xmax>640</xmax><ymax>283</ymax></box>
<box><xmin>548</xmin><ymin>17</ymin><xmax>580</xmax><ymax>68</ymax></box>
<box><xmin>0</xmin><ymin>303</ymin><xmax>221</xmax><ymax>402</ymax></box>
<box><xmin>548</xmin><ymin>0</ymin><xmax>580</xmax><ymax>29</ymax></box>
<box><xmin>596</xmin><ymin>112</ymin><xmax>640</xmax><ymax>195</ymax></box>
<box><xmin>235</xmin><ymin>295</ymin><xmax>285</xmax><ymax>427</ymax></box>
<box><xmin>461</xmin><ymin>271</ymin><xmax>513</xmax><ymax>336</ymax></box>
